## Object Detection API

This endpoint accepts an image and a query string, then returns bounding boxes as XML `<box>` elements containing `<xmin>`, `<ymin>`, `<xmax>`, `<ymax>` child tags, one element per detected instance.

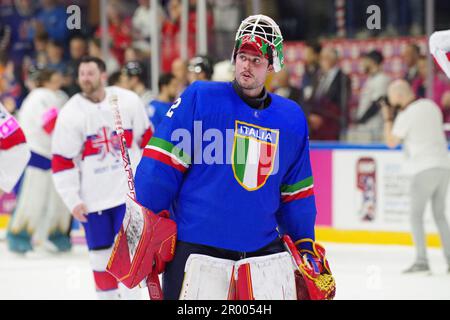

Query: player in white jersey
<box><xmin>7</xmin><ymin>69</ymin><xmax>71</xmax><ymax>254</ymax></box>
<box><xmin>51</xmin><ymin>56</ymin><xmax>153</xmax><ymax>299</ymax></box>
<box><xmin>0</xmin><ymin>103</ymin><xmax>30</xmax><ymax>193</ymax></box>
<box><xmin>429</xmin><ymin>29</ymin><xmax>450</xmax><ymax>79</ymax></box>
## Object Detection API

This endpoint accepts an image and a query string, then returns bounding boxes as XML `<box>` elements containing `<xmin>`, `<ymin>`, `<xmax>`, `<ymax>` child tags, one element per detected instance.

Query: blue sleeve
<box><xmin>276</xmin><ymin>116</ymin><xmax>317</xmax><ymax>247</ymax></box>
<box><xmin>135</xmin><ymin>82</ymin><xmax>198</xmax><ymax>213</ymax></box>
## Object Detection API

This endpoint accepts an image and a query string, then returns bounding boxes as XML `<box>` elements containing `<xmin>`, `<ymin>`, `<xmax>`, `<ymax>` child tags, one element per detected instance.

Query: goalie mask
<box><xmin>232</xmin><ymin>14</ymin><xmax>284</xmax><ymax>72</ymax></box>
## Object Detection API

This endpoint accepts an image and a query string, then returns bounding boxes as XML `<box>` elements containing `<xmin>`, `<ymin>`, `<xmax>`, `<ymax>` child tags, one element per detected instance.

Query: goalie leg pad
<box><xmin>179</xmin><ymin>254</ymin><xmax>235</xmax><ymax>300</ymax></box>
<box><xmin>179</xmin><ymin>252</ymin><xmax>297</xmax><ymax>300</ymax></box>
<box><xmin>233</xmin><ymin>252</ymin><xmax>297</xmax><ymax>300</ymax></box>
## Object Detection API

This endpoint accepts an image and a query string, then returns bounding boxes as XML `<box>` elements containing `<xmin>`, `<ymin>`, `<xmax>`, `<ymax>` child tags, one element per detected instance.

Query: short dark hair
<box><xmin>70</xmin><ymin>34</ymin><xmax>87</xmax><ymax>43</ymax></box>
<box><xmin>362</xmin><ymin>50</ymin><xmax>384</xmax><ymax>65</ymax></box>
<box><xmin>158</xmin><ymin>73</ymin><xmax>175</xmax><ymax>91</ymax></box>
<box><xmin>47</xmin><ymin>39</ymin><xmax>64</xmax><ymax>48</ymax></box>
<box><xmin>305</xmin><ymin>41</ymin><xmax>322</xmax><ymax>55</ymax></box>
<box><xmin>108</xmin><ymin>71</ymin><xmax>122</xmax><ymax>86</ymax></box>
<box><xmin>406</xmin><ymin>43</ymin><xmax>421</xmax><ymax>56</ymax></box>
<box><xmin>78</xmin><ymin>56</ymin><xmax>106</xmax><ymax>73</ymax></box>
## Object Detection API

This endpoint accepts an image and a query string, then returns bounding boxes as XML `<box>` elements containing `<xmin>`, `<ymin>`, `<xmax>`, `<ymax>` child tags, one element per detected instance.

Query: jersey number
<box><xmin>166</xmin><ymin>98</ymin><xmax>181</xmax><ymax>118</ymax></box>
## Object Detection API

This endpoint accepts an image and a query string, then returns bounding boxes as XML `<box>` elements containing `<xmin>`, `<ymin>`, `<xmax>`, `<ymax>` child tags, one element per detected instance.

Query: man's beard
<box><xmin>81</xmin><ymin>81</ymin><xmax>99</xmax><ymax>95</ymax></box>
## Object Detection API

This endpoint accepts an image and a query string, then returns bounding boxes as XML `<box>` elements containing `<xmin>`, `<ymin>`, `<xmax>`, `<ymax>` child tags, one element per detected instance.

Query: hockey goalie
<box><xmin>127</xmin><ymin>14</ymin><xmax>335</xmax><ymax>300</ymax></box>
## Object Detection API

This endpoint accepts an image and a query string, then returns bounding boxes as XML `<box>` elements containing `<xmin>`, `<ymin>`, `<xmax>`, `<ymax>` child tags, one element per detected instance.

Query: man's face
<box><xmin>319</xmin><ymin>49</ymin><xmax>337</xmax><ymax>72</ymax></box>
<box><xmin>402</xmin><ymin>46</ymin><xmax>418</xmax><ymax>67</ymax></box>
<box><xmin>172</xmin><ymin>59</ymin><xmax>188</xmax><ymax>82</ymax></box>
<box><xmin>361</xmin><ymin>57</ymin><xmax>372</xmax><ymax>75</ymax></box>
<box><xmin>234</xmin><ymin>51</ymin><xmax>272</xmax><ymax>91</ymax></box>
<box><xmin>70</xmin><ymin>39</ymin><xmax>87</xmax><ymax>60</ymax></box>
<box><xmin>304</xmin><ymin>47</ymin><xmax>317</xmax><ymax>65</ymax></box>
<box><xmin>78</xmin><ymin>62</ymin><xmax>105</xmax><ymax>95</ymax></box>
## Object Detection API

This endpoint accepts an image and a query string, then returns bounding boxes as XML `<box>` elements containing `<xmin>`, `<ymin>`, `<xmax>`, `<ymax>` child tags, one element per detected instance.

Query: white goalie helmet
<box><xmin>231</xmin><ymin>14</ymin><xmax>285</xmax><ymax>72</ymax></box>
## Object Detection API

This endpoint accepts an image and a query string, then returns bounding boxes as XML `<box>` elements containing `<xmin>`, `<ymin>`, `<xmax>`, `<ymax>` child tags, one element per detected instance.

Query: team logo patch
<box><xmin>231</xmin><ymin>121</ymin><xmax>279</xmax><ymax>191</ymax></box>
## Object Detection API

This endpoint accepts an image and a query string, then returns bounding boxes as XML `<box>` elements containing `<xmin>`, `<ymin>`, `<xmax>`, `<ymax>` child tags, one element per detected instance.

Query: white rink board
<box><xmin>333</xmin><ymin>149</ymin><xmax>450</xmax><ymax>232</ymax></box>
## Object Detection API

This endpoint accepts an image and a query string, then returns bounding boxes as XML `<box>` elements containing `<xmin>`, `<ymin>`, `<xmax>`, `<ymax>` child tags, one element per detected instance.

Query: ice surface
<box><xmin>0</xmin><ymin>241</ymin><xmax>449</xmax><ymax>300</ymax></box>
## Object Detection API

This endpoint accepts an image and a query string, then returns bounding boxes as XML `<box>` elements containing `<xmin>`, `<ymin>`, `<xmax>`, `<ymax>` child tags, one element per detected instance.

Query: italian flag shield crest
<box><xmin>232</xmin><ymin>121</ymin><xmax>279</xmax><ymax>191</ymax></box>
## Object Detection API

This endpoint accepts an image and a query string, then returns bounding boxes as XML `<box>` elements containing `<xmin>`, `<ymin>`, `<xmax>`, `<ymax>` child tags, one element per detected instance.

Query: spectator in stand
<box><xmin>35</xmin><ymin>0</ymin><xmax>69</xmax><ymax>44</ymax></box>
<box><xmin>0</xmin><ymin>56</ymin><xmax>22</xmax><ymax>113</ymax></box>
<box><xmin>95</xmin><ymin>1</ymin><xmax>132</xmax><ymax>66</ymax></box>
<box><xmin>307</xmin><ymin>47</ymin><xmax>351</xmax><ymax>141</ymax></box>
<box><xmin>412</xmin><ymin>55</ymin><xmax>450</xmax><ymax>110</ymax></box>
<box><xmin>161</xmin><ymin>0</ymin><xmax>214</xmax><ymax>72</ymax></box>
<box><xmin>272</xmin><ymin>68</ymin><xmax>302</xmax><ymax>104</ymax></box>
<box><xmin>88</xmin><ymin>38</ymin><xmax>120</xmax><ymax>75</ymax></box>
<box><xmin>146</xmin><ymin>73</ymin><xmax>178</xmax><ymax>128</ymax></box>
<box><xmin>300</xmin><ymin>41</ymin><xmax>321</xmax><ymax>107</ymax></box>
<box><xmin>64</xmin><ymin>35</ymin><xmax>88</xmax><ymax>96</ymax></box>
<box><xmin>403</xmin><ymin>43</ymin><xmax>421</xmax><ymax>84</ymax></box>
<box><xmin>349</xmin><ymin>50</ymin><xmax>391</xmax><ymax>143</ymax></box>
<box><xmin>120</xmin><ymin>61</ymin><xmax>154</xmax><ymax>107</ymax></box>
<box><xmin>132</xmin><ymin>0</ymin><xmax>165</xmax><ymax>59</ymax></box>
<box><xmin>171</xmin><ymin>58</ymin><xmax>189</xmax><ymax>96</ymax></box>
<box><xmin>412</xmin><ymin>55</ymin><xmax>428</xmax><ymax>99</ymax></box>
<box><xmin>2</xmin><ymin>0</ymin><xmax>36</xmax><ymax>84</ymax></box>
<box><xmin>32</xmin><ymin>31</ymin><xmax>49</xmax><ymax>68</ymax></box>
<box><xmin>442</xmin><ymin>91</ymin><xmax>450</xmax><ymax>122</ymax></box>
<box><xmin>45</xmin><ymin>40</ymin><xmax>68</xmax><ymax>76</ymax></box>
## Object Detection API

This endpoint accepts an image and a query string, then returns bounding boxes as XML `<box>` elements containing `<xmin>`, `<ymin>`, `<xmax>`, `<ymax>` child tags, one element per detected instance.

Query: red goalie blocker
<box><xmin>106</xmin><ymin>195</ymin><xmax>177</xmax><ymax>298</ymax></box>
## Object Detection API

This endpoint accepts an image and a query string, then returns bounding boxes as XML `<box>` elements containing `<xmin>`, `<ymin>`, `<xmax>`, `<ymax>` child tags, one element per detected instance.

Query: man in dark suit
<box><xmin>307</xmin><ymin>47</ymin><xmax>351</xmax><ymax>141</ymax></box>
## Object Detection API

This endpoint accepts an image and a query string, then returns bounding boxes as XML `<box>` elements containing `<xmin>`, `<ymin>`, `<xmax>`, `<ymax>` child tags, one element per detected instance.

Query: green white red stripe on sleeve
<box><xmin>281</xmin><ymin>176</ymin><xmax>314</xmax><ymax>203</ymax></box>
<box><xmin>143</xmin><ymin>137</ymin><xmax>191</xmax><ymax>173</ymax></box>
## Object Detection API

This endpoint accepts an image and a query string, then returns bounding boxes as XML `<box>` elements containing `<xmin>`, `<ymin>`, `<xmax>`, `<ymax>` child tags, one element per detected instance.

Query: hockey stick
<box><xmin>107</xmin><ymin>94</ymin><xmax>176</xmax><ymax>300</ymax></box>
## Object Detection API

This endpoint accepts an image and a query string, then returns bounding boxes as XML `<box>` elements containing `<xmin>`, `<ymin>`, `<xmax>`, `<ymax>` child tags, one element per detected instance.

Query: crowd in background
<box><xmin>1</xmin><ymin>0</ymin><xmax>450</xmax><ymax>143</ymax></box>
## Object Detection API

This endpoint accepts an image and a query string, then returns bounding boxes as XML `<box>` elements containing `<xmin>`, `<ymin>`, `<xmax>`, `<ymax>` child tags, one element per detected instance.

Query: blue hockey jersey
<box><xmin>135</xmin><ymin>81</ymin><xmax>317</xmax><ymax>252</ymax></box>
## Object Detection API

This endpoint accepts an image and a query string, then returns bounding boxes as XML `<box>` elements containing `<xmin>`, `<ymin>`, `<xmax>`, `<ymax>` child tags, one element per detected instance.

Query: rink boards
<box><xmin>311</xmin><ymin>142</ymin><xmax>450</xmax><ymax>247</ymax></box>
<box><xmin>1</xmin><ymin>142</ymin><xmax>449</xmax><ymax>247</ymax></box>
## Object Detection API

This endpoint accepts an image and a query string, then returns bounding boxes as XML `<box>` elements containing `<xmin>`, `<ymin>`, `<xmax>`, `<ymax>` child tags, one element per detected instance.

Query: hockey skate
<box><xmin>48</xmin><ymin>230</ymin><xmax>72</xmax><ymax>252</ymax></box>
<box><xmin>6</xmin><ymin>229</ymin><xmax>33</xmax><ymax>254</ymax></box>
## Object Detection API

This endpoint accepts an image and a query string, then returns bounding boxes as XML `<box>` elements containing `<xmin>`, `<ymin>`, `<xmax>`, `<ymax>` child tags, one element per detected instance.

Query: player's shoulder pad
<box><xmin>270</xmin><ymin>93</ymin><xmax>308</xmax><ymax>133</ymax></box>
<box><xmin>56</xmin><ymin>93</ymin><xmax>85</xmax><ymax>123</ymax></box>
<box><xmin>185</xmin><ymin>80</ymin><xmax>232</xmax><ymax>100</ymax></box>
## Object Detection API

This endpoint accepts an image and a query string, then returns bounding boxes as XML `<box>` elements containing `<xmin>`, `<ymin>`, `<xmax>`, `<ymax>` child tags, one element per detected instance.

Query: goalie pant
<box><xmin>7</xmin><ymin>88</ymin><xmax>71</xmax><ymax>251</ymax></box>
<box><xmin>163</xmin><ymin>238</ymin><xmax>285</xmax><ymax>300</ymax></box>
<box><xmin>51</xmin><ymin>87</ymin><xmax>153</xmax><ymax>299</ymax></box>
<box><xmin>0</xmin><ymin>102</ymin><xmax>30</xmax><ymax>192</ymax></box>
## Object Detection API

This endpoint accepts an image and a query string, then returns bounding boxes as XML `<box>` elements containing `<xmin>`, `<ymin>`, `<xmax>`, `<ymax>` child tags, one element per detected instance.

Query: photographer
<box><xmin>383</xmin><ymin>79</ymin><xmax>450</xmax><ymax>274</ymax></box>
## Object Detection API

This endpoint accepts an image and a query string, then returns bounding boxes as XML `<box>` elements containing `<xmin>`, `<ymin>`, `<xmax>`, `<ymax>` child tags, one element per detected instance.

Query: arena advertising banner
<box><xmin>332</xmin><ymin>148</ymin><xmax>450</xmax><ymax>233</ymax></box>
